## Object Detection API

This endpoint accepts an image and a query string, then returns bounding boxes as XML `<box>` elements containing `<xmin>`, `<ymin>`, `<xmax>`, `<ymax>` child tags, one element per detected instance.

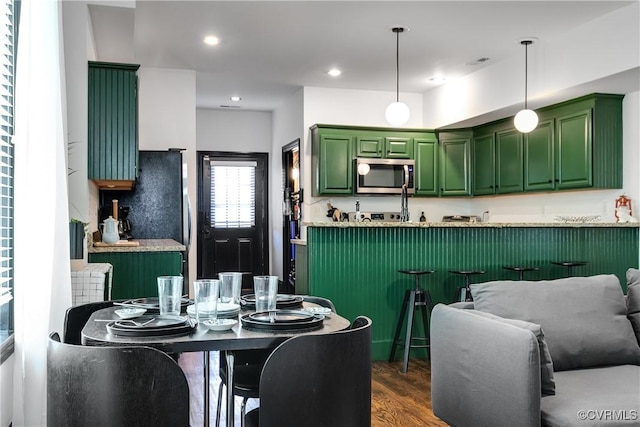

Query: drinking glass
<box><xmin>219</xmin><ymin>272</ymin><xmax>242</xmax><ymax>305</ymax></box>
<box><xmin>253</xmin><ymin>275</ymin><xmax>278</xmax><ymax>320</ymax></box>
<box><xmin>157</xmin><ymin>276</ymin><xmax>183</xmax><ymax>316</ymax></box>
<box><xmin>193</xmin><ymin>279</ymin><xmax>219</xmax><ymax>322</ymax></box>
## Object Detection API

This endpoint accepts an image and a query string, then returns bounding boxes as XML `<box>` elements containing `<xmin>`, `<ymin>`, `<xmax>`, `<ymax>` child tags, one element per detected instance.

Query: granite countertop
<box><xmin>303</xmin><ymin>221</ymin><xmax>640</xmax><ymax>228</ymax></box>
<box><xmin>88</xmin><ymin>238</ymin><xmax>186</xmax><ymax>253</ymax></box>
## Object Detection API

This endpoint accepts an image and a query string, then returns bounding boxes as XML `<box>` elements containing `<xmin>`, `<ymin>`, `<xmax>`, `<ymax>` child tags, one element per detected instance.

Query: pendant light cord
<box><xmin>395</xmin><ymin>29</ymin><xmax>400</xmax><ymax>102</ymax></box>
<box><xmin>524</xmin><ymin>41</ymin><xmax>528</xmax><ymax>109</ymax></box>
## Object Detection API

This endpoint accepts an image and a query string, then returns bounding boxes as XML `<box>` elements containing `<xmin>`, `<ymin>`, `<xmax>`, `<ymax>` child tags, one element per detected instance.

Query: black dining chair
<box><xmin>63</xmin><ymin>300</ymin><xmax>115</xmax><ymax>344</ymax></box>
<box><xmin>244</xmin><ymin>316</ymin><xmax>372</xmax><ymax>427</ymax></box>
<box><xmin>47</xmin><ymin>332</ymin><xmax>190</xmax><ymax>427</ymax></box>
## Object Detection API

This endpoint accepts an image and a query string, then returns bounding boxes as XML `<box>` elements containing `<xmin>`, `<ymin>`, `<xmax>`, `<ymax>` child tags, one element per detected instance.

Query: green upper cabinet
<box><xmin>414</xmin><ymin>136</ymin><xmax>439</xmax><ymax>196</ymax></box>
<box><xmin>312</xmin><ymin>124</ymin><xmax>431</xmax><ymax>196</ymax></box>
<box><xmin>555</xmin><ymin>109</ymin><xmax>592</xmax><ymax>189</ymax></box>
<box><xmin>88</xmin><ymin>61</ymin><xmax>140</xmax><ymax>190</ymax></box>
<box><xmin>472</xmin><ymin>133</ymin><xmax>495</xmax><ymax>195</ymax></box>
<box><xmin>524</xmin><ymin>119</ymin><xmax>555</xmax><ymax>191</ymax></box>
<box><xmin>312</xmin><ymin>130</ymin><xmax>354</xmax><ymax>195</ymax></box>
<box><xmin>495</xmin><ymin>129</ymin><xmax>523</xmax><ymax>194</ymax></box>
<box><xmin>356</xmin><ymin>135</ymin><xmax>414</xmax><ymax>158</ymax></box>
<box><xmin>438</xmin><ymin>131</ymin><xmax>471</xmax><ymax>196</ymax></box>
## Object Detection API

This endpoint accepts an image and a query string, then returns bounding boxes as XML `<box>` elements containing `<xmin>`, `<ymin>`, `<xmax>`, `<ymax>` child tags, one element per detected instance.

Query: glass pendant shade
<box><xmin>385</xmin><ymin>101</ymin><xmax>410</xmax><ymax>127</ymax></box>
<box><xmin>357</xmin><ymin>162</ymin><xmax>370</xmax><ymax>175</ymax></box>
<box><xmin>514</xmin><ymin>108</ymin><xmax>539</xmax><ymax>133</ymax></box>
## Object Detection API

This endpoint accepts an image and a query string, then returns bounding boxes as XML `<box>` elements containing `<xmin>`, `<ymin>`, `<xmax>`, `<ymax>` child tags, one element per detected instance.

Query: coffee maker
<box><xmin>98</xmin><ymin>204</ymin><xmax>133</xmax><ymax>240</ymax></box>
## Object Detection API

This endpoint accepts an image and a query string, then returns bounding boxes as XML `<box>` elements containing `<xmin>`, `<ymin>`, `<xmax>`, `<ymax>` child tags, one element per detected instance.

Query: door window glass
<box><xmin>210</xmin><ymin>161</ymin><xmax>256</xmax><ymax>229</ymax></box>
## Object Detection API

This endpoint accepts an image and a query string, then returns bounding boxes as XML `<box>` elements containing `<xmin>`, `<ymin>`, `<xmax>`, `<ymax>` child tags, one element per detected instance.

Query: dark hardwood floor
<box><xmin>178</xmin><ymin>352</ymin><xmax>447</xmax><ymax>427</ymax></box>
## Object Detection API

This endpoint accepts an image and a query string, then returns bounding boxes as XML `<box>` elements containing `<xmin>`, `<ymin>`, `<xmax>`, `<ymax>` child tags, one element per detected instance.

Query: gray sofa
<box><xmin>430</xmin><ymin>272</ymin><xmax>640</xmax><ymax>427</ymax></box>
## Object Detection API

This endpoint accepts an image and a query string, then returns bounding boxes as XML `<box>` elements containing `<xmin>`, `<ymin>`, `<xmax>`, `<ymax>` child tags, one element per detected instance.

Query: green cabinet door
<box><xmin>495</xmin><ymin>129</ymin><xmax>523</xmax><ymax>194</ymax></box>
<box><xmin>439</xmin><ymin>134</ymin><xmax>471</xmax><ymax>196</ymax></box>
<box><xmin>88</xmin><ymin>61</ymin><xmax>140</xmax><ymax>185</ymax></box>
<box><xmin>356</xmin><ymin>136</ymin><xmax>383</xmax><ymax>158</ymax></box>
<box><xmin>316</xmin><ymin>134</ymin><xmax>354</xmax><ymax>195</ymax></box>
<box><xmin>89</xmin><ymin>251</ymin><xmax>183</xmax><ymax>300</ymax></box>
<box><xmin>472</xmin><ymin>134</ymin><xmax>495</xmax><ymax>195</ymax></box>
<box><xmin>384</xmin><ymin>137</ymin><xmax>414</xmax><ymax>158</ymax></box>
<box><xmin>556</xmin><ymin>109</ymin><xmax>592</xmax><ymax>189</ymax></box>
<box><xmin>414</xmin><ymin>137</ymin><xmax>438</xmax><ymax>196</ymax></box>
<box><xmin>524</xmin><ymin>119</ymin><xmax>555</xmax><ymax>191</ymax></box>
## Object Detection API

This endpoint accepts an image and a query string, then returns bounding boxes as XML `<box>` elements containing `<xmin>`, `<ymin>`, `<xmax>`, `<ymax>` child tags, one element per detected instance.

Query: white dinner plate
<box><xmin>202</xmin><ymin>318</ymin><xmax>237</xmax><ymax>332</ymax></box>
<box><xmin>303</xmin><ymin>306</ymin><xmax>332</xmax><ymax>316</ymax></box>
<box><xmin>114</xmin><ymin>308</ymin><xmax>146</xmax><ymax>319</ymax></box>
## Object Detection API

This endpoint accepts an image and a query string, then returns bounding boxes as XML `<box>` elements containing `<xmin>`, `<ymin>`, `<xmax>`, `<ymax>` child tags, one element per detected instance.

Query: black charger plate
<box><xmin>240</xmin><ymin>310</ymin><xmax>323</xmax><ymax>331</ymax></box>
<box><xmin>240</xmin><ymin>294</ymin><xmax>303</xmax><ymax>310</ymax></box>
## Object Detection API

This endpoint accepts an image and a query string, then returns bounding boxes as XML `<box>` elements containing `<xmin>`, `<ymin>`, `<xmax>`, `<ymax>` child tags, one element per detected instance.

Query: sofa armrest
<box><xmin>430</xmin><ymin>304</ymin><xmax>541</xmax><ymax>427</ymax></box>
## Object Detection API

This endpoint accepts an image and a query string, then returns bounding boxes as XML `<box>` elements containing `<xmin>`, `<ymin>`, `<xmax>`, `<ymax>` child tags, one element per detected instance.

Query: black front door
<box><xmin>197</xmin><ymin>152</ymin><xmax>269</xmax><ymax>290</ymax></box>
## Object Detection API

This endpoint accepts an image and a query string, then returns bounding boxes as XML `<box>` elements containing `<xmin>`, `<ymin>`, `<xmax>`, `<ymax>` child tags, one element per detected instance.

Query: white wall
<box><xmin>270</xmin><ymin>89</ymin><xmax>304</xmax><ymax>279</ymax></box>
<box><xmin>138</xmin><ymin>67</ymin><xmax>197</xmax><ymax>290</ymax></box>
<box><xmin>196</xmin><ymin>109</ymin><xmax>272</xmax><ymax>152</ymax></box>
<box><xmin>422</xmin><ymin>2</ymin><xmax>640</xmax><ymax>129</ymax></box>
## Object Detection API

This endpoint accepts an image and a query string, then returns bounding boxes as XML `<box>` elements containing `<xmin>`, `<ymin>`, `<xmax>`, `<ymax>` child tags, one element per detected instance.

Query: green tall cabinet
<box><xmin>88</xmin><ymin>61</ymin><xmax>140</xmax><ymax>190</ymax></box>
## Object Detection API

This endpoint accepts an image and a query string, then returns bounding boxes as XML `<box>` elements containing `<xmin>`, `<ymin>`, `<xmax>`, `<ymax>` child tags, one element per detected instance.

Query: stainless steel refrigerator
<box><xmin>103</xmin><ymin>149</ymin><xmax>191</xmax><ymax>283</ymax></box>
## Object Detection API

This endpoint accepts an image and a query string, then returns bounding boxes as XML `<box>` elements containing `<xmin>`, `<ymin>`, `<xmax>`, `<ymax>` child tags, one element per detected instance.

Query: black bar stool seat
<box><xmin>503</xmin><ymin>265</ymin><xmax>540</xmax><ymax>280</ymax></box>
<box><xmin>449</xmin><ymin>270</ymin><xmax>485</xmax><ymax>302</ymax></box>
<box><xmin>389</xmin><ymin>269</ymin><xmax>435</xmax><ymax>374</ymax></box>
<box><xmin>551</xmin><ymin>261</ymin><xmax>588</xmax><ymax>277</ymax></box>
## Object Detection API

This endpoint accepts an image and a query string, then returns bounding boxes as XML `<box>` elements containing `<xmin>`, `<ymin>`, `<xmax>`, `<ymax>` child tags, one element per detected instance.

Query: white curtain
<box><xmin>12</xmin><ymin>0</ymin><xmax>72</xmax><ymax>425</ymax></box>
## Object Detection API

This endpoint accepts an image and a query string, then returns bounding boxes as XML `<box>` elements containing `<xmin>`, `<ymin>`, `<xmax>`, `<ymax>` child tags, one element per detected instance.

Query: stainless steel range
<box><xmin>347</xmin><ymin>212</ymin><xmax>402</xmax><ymax>222</ymax></box>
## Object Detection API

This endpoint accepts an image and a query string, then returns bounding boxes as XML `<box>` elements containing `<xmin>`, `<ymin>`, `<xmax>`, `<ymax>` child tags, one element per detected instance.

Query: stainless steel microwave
<box><xmin>355</xmin><ymin>158</ymin><xmax>415</xmax><ymax>195</ymax></box>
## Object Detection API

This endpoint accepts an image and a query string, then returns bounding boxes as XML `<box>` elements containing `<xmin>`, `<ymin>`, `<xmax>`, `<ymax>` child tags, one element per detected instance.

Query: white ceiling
<box><xmin>88</xmin><ymin>1</ymin><xmax>638</xmax><ymax>112</ymax></box>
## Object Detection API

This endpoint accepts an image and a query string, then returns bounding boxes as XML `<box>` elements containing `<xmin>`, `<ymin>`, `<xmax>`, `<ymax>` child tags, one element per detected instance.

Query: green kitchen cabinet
<box><xmin>88</xmin><ymin>61</ymin><xmax>140</xmax><ymax>190</ymax></box>
<box><xmin>311</xmin><ymin>127</ymin><xmax>354</xmax><ymax>195</ymax></box>
<box><xmin>524</xmin><ymin>119</ymin><xmax>555</xmax><ymax>191</ymax></box>
<box><xmin>495</xmin><ymin>128</ymin><xmax>523</xmax><ymax>194</ymax></box>
<box><xmin>88</xmin><ymin>251</ymin><xmax>183</xmax><ymax>300</ymax></box>
<box><xmin>536</xmin><ymin>93</ymin><xmax>622</xmax><ymax>190</ymax></box>
<box><xmin>414</xmin><ymin>137</ymin><xmax>439</xmax><ymax>196</ymax></box>
<box><xmin>438</xmin><ymin>131</ymin><xmax>471</xmax><ymax>196</ymax></box>
<box><xmin>356</xmin><ymin>135</ymin><xmax>413</xmax><ymax>159</ymax></box>
<box><xmin>472</xmin><ymin>133</ymin><xmax>495</xmax><ymax>195</ymax></box>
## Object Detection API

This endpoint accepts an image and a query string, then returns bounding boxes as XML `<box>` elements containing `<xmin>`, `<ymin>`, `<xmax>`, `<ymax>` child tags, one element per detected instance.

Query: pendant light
<box><xmin>514</xmin><ymin>38</ymin><xmax>538</xmax><ymax>133</ymax></box>
<box><xmin>385</xmin><ymin>27</ymin><xmax>410</xmax><ymax>127</ymax></box>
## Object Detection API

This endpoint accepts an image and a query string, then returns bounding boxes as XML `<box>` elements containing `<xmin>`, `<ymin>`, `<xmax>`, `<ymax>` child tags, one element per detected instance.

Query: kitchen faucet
<box><xmin>400</xmin><ymin>183</ymin><xmax>409</xmax><ymax>222</ymax></box>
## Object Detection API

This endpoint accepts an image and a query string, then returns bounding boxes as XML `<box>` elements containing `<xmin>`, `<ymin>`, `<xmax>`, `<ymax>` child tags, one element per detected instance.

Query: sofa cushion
<box><xmin>540</xmin><ymin>365</ymin><xmax>640</xmax><ymax>427</ymax></box>
<box><xmin>626</xmin><ymin>268</ymin><xmax>640</xmax><ymax>346</ymax></box>
<box><xmin>470</xmin><ymin>275</ymin><xmax>640</xmax><ymax>371</ymax></box>
<box><xmin>466</xmin><ymin>309</ymin><xmax>555</xmax><ymax>395</ymax></box>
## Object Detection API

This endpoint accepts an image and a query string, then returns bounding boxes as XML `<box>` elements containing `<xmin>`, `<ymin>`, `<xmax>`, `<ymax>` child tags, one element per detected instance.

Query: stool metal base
<box><xmin>450</xmin><ymin>270</ymin><xmax>485</xmax><ymax>302</ymax></box>
<box><xmin>389</xmin><ymin>270</ymin><xmax>434</xmax><ymax>374</ymax></box>
<box><xmin>551</xmin><ymin>261</ymin><xmax>588</xmax><ymax>277</ymax></box>
<box><xmin>503</xmin><ymin>266</ymin><xmax>539</xmax><ymax>280</ymax></box>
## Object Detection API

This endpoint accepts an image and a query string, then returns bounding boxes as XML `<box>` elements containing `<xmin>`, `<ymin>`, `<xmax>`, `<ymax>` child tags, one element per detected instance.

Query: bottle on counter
<box><xmin>355</xmin><ymin>200</ymin><xmax>361</xmax><ymax>222</ymax></box>
<box><xmin>419</xmin><ymin>211</ymin><xmax>426</xmax><ymax>222</ymax></box>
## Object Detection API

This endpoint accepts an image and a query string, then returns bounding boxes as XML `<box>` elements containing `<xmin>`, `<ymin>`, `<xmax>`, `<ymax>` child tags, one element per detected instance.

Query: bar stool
<box><xmin>450</xmin><ymin>270</ymin><xmax>485</xmax><ymax>302</ymax></box>
<box><xmin>389</xmin><ymin>269</ymin><xmax>435</xmax><ymax>374</ymax></box>
<box><xmin>551</xmin><ymin>261</ymin><xmax>588</xmax><ymax>277</ymax></box>
<box><xmin>503</xmin><ymin>265</ymin><xmax>540</xmax><ymax>280</ymax></box>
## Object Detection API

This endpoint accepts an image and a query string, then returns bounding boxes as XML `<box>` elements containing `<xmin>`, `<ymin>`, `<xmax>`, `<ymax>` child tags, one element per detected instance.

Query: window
<box><xmin>210</xmin><ymin>161</ymin><xmax>256</xmax><ymax>229</ymax></box>
<box><xmin>0</xmin><ymin>0</ymin><xmax>16</xmax><ymax>362</ymax></box>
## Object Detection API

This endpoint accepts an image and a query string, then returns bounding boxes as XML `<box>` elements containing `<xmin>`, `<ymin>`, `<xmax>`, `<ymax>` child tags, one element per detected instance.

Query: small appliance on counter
<box><xmin>99</xmin><ymin>204</ymin><xmax>133</xmax><ymax>240</ymax></box>
<box><xmin>442</xmin><ymin>215</ymin><xmax>481</xmax><ymax>223</ymax></box>
<box><xmin>348</xmin><ymin>212</ymin><xmax>402</xmax><ymax>222</ymax></box>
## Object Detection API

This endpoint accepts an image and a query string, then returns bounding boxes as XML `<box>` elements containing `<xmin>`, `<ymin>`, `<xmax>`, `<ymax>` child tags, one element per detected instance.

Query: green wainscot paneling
<box><xmin>89</xmin><ymin>251</ymin><xmax>183</xmax><ymax>300</ymax></box>
<box><xmin>306</xmin><ymin>225</ymin><xmax>639</xmax><ymax>361</ymax></box>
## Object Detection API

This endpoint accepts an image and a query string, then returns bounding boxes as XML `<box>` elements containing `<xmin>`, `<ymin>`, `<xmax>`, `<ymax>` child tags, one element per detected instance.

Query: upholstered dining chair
<box><xmin>244</xmin><ymin>316</ymin><xmax>372</xmax><ymax>427</ymax></box>
<box><xmin>47</xmin><ymin>332</ymin><xmax>190</xmax><ymax>427</ymax></box>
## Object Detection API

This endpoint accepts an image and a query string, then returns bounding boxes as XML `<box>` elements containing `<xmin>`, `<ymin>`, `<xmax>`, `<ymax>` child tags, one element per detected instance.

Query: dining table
<box><xmin>81</xmin><ymin>301</ymin><xmax>351</xmax><ymax>427</ymax></box>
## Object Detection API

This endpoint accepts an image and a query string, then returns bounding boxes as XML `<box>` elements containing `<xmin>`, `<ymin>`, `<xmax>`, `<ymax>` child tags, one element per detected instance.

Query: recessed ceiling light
<box><xmin>430</xmin><ymin>76</ymin><xmax>446</xmax><ymax>84</ymax></box>
<box><xmin>230</xmin><ymin>96</ymin><xmax>241</xmax><ymax>102</ymax></box>
<box><xmin>203</xmin><ymin>35</ymin><xmax>219</xmax><ymax>46</ymax></box>
<box><xmin>328</xmin><ymin>68</ymin><xmax>342</xmax><ymax>77</ymax></box>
